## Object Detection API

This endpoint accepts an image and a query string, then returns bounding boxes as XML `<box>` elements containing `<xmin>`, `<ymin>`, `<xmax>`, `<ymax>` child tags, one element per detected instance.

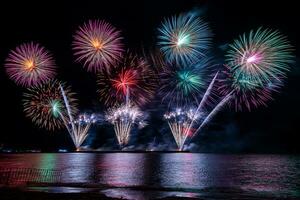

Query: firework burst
<box><xmin>226</xmin><ymin>27</ymin><xmax>293</xmax><ymax>87</ymax></box>
<box><xmin>5</xmin><ymin>42</ymin><xmax>56</xmax><ymax>87</ymax></box>
<box><xmin>218</xmin><ymin>65</ymin><xmax>282</xmax><ymax>111</ymax></box>
<box><xmin>157</xmin><ymin>12</ymin><xmax>212</xmax><ymax>65</ymax></box>
<box><xmin>106</xmin><ymin>104</ymin><xmax>146</xmax><ymax>147</ymax></box>
<box><xmin>72</xmin><ymin>19</ymin><xmax>124</xmax><ymax>72</ymax></box>
<box><xmin>23</xmin><ymin>80</ymin><xmax>78</xmax><ymax>130</ymax></box>
<box><xmin>97</xmin><ymin>53</ymin><xmax>156</xmax><ymax>106</ymax></box>
<box><xmin>158</xmin><ymin>57</ymin><xmax>213</xmax><ymax>106</ymax></box>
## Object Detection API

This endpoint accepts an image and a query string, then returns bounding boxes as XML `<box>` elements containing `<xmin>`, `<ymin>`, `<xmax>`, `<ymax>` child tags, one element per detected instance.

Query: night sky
<box><xmin>0</xmin><ymin>0</ymin><xmax>299</xmax><ymax>152</ymax></box>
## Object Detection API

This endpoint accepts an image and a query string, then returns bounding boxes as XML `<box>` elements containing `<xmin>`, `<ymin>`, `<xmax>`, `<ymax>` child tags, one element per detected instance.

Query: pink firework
<box><xmin>72</xmin><ymin>20</ymin><xmax>124</xmax><ymax>72</ymax></box>
<box><xmin>5</xmin><ymin>42</ymin><xmax>56</xmax><ymax>87</ymax></box>
<box><xmin>218</xmin><ymin>65</ymin><xmax>282</xmax><ymax>111</ymax></box>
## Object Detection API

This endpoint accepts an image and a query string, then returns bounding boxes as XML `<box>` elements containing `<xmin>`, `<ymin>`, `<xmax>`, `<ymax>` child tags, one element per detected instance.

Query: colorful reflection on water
<box><xmin>0</xmin><ymin>153</ymin><xmax>299</xmax><ymax>199</ymax></box>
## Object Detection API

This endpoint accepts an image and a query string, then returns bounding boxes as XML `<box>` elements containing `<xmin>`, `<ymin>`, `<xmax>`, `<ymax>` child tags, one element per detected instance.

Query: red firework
<box><xmin>5</xmin><ymin>42</ymin><xmax>56</xmax><ymax>87</ymax></box>
<box><xmin>97</xmin><ymin>53</ymin><xmax>156</xmax><ymax>106</ymax></box>
<box><xmin>111</xmin><ymin>69</ymin><xmax>138</xmax><ymax>95</ymax></box>
<box><xmin>72</xmin><ymin>19</ymin><xmax>124</xmax><ymax>72</ymax></box>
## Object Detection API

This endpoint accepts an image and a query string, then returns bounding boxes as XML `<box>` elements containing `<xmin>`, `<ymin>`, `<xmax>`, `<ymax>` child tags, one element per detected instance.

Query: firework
<box><xmin>218</xmin><ymin>65</ymin><xmax>282</xmax><ymax>111</ymax></box>
<box><xmin>60</xmin><ymin>85</ymin><xmax>101</xmax><ymax>150</ymax></box>
<box><xmin>164</xmin><ymin>107</ymin><xmax>201</xmax><ymax>150</ymax></box>
<box><xmin>73</xmin><ymin>19</ymin><xmax>124</xmax><ymax>72</ymax></box>
<box><xmin>106</xmin><ymin>104</ymin><xmax>146</xmax><ymax>147</ymax></box>
<box><xmin>5</xmin><ymin>42</ymin><xmax>56</xmax><ymax>87</ymax></box>
<box><xmin>73</xmin><ymin>113</ymin><xmax>100</xmax><ymax>124</ymax></box>
<box><xmin>23</xmin><ymin>80</ymin><xmax>78</xmax><ymax>130</ymax></box>
<box><xmin>226</xmin><ymin>27</ymin><xmax>293</xmax><ymax>87</ymax></box>
<box><xmin>164</xmin><ymin>72</ymin><xmax>233</xmax><ymax>150</ymax></box>
<box><xmin>69</xmin><ymin>113</ymin><xmax>99</xmax><ymax>150</ymax></box>
<box><xmin>97</xmin><ymin>53</ymin><xmax>156</xmax><ymax>106</ymax></box>
<box><xmin>158</xmin><ymin>57</ymin><xmax>212</xmax><ymax>106</ymax></box>
<box><xmin>157</xmin><ymin>12</ymin><xmax>212</xmax><ymax>65</ymax></box>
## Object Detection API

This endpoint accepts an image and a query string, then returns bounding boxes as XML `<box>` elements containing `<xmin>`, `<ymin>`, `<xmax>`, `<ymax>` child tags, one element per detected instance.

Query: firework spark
<box><xmin>68</xmin><ymin>113</ymin><xmax>98</xmax><ymax>150</ymax></box>
<box><xmin>226</xmin><ymin>27</ymin><xmax>293</xmax><ymax>87</ymax></box>
<box><xmin>23</xmin><ymin>80</ymin><xmax>78</xmax><ymax>131</ymax></box>
<box><xmin>158</xmin><ymin>12</ymin><xmax>212</xmax><ymax>65</ymax></box>
<box><xmin>5</xmin><ymin>42</ymin><xmax>56</xmax><ymax>87</ymax></box>
<box><xmin>72</xmin><ymin>20</ymin><xmax>124</xmax><ymax>72</ymax></box>
<box><xmin>164</xmin><ymin>107</ymin><xmax>201</xmax><ymax>150</ymax></box>
<box><xmin>106</xmin><ymin>104</ymin><xmax>146</xmax><ymax>147</ymax></box>
<box><xmin>98</xmin><ymin>53</ymin><xmax>156</xmax><ymax>106</ymax></box>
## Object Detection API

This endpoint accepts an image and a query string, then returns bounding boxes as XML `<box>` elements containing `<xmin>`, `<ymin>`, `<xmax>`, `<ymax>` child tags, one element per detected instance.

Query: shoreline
<box><xmin>0</xmin><ymin>187</ymin><xmax>119</xmax><ymax>200</ymax></box>
<box><xmin>0</xmin><ymin>187</ymin><xmax>202</xmax><ymax>200</ymax></box>
<box><xmin>1</xmin><ymin>152</ymin><xmax>300</xmax><ymax>155</ymax></box>
<box><xmin>1</xmin><ymin>186</ymin><xmax>299</xmax><ymax>200</ymax></box>
<box><xmin>0</xmin><ymin>150</ymin><xmax>192</xmax><ymax>154</ymax></box>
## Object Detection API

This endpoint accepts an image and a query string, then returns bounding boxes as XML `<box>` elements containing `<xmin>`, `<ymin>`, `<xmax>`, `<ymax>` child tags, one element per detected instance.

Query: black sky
<box><xmin>0</xmin><ymin>0</ymin><xmax>299</xmax><ymax>152</ymax></box>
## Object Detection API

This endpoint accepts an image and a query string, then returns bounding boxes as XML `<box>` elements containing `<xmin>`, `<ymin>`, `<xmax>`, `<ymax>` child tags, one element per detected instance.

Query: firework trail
<box><xmin>98</xmin><ymin>53</ymin><xmax>156</xmax><ymax>106</ymax></box>
<box><xmin>5</xmin><ymin>42</ymin><xmax>56</xmax><ymax>87</ymax></box>
<box><xmin>158</xmin><ymin>11</ymin><xmax>212</xmax><ymax>65</ymax></box>
<box><xmin>23</xmin><ymin>81</ymin><xmax>93</xmax><ymax>150</ymax></box>
<box><xmin>71</xmin><ymin>114</ymin><xmax>98</xmax><ymax>150</ymax></box>
<box><xmin>181</xmin><ymin>72</ymin><xmax>219</xmax><ymax>144</ymax></box>
<box><xmin>163</xmin><ymin>72</ymin><xmax>228</xmax><ymax>150</ymax></box>
<box><xmin>163</xmin><ymin>27</ymin><xmax>294</xmax><ymax>149</ymax></box>
<box><xmin>60</xmin><ymin>85</ymin><xmax>100</xmax><ymax>150</ymax></box>
<box><xmin>191</xmin><ymin>91</ymin><xmax>233</xmax><ymax>140</ymax></box>
<box><xmin>106</xmin><ymin>104</ymin><xmax>146</xmax><ymax>147</ymax></box>
<box><xmin>164</xmin><ymin>107</ymin><xmax>200</xmax><ymax>150</ymax></box>
<box><xmin>60</xmin><ymin>84</ymin><xmax>76</xmax><ymax>134</ymax></box>
<box><xmin>23</xmin><ymin>80</ymin><xmax>77</xmax><ymax>131</ymax></box>
<box><xmin>73</xmin><ymin>19</ymin><xmax>124</xmax><ymax>72</ymax></box>
<box><xmin>226</xmin><ymin>27</ymin><xmax>293</xmax><ymax>87</ymax></box>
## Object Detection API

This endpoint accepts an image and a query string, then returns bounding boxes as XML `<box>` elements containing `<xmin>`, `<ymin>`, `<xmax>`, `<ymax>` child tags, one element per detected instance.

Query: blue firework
<box><xmin>157</xmin><ymin>12</ymin><xmax>212</xmax><ymax>65</ymax></box>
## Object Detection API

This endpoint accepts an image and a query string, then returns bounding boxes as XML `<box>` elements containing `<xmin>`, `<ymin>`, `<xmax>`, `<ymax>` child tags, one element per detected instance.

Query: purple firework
<box><xmin>218</xmin><ymin>65</ymin><xmax>282</xmax><ymax>111</ymax></box>
<box><xmin>5</xmin><ymin>42</ymin><xmax>56</xmax><ymax>87</ymax></box>
<box><xmin>72</xmin><ymin>19</ymin><xmax>124</xmax><ymax>72</ymax></box>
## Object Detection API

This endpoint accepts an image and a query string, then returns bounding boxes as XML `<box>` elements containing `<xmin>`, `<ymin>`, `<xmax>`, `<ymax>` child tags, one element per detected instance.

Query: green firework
<box><xmin>177</xmin><ymin>70</ymin><xmax>204</xmax><ymax>95</ymax></box>
<box><xmin>226</xmin><ymin>27</ymin><xmax>294</xmax><ymax>89</ymax></box>
<box><xmin>51</xmin><ymin>100</ymin><xmax>63</xmax><ymax>118</ymax></box>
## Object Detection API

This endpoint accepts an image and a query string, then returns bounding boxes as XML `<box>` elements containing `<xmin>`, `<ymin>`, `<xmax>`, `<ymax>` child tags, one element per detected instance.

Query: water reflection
<box><xmin>159</xmin><ymin>153</ymin><xmax>203</xmax><ymax>188</ymax></box>
<box><xmin>99</xmin><ymin>153</ymin><xmax>146</xmax><ymax>186</ymax></box>
<box><xmin>37</xmin><ymin>153</ymin><xmax>57</xmax><ymax>182</ymax></box>
<box><xmin>0</xmin><ymin>153</ymin><xmax>299</xmax><ymax>199</ymax></box>
<box><xmin>236</xmin><ymin>155</ymin><xmax>300</xmax><ymax>194</ymax></box>
<box><xmin>38</xmin><ymin>153</ymin><xmax>57</xmax><ymax>170</ymax></box>
<box><xmin>158</xmin><ymin>153</ymin><xmax>206</xmax><ymax>198</ymax></box>
<box><xmin>59</xmin><ymin>153</ymin><xmax>96</xmax><ymax>183</ymax></box>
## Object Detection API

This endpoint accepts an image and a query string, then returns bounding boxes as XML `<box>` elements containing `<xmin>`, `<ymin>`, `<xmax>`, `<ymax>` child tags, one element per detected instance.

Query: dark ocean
<box><xmin>0</xmin><ymin>153</ymin><xmax>300</xmax><ymax>199</ymax></box>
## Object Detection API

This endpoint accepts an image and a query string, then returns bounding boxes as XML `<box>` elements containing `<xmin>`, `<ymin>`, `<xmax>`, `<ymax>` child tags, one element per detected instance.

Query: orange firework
<box><xmin>5</xmin><ymin>42</ymin><xmax>56</xmax><ymax>87</ymax></box>
<box><xmin>72</xmin><ymin>19</ymin><xmax>124</xmax><ymax>72</ymax></box>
